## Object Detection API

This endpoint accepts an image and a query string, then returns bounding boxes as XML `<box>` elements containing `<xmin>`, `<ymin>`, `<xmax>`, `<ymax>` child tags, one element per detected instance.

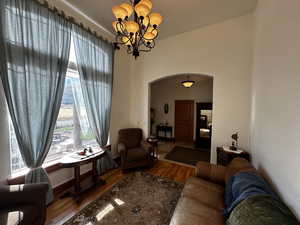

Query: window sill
<box><xmin>9</xmin><ymin>159</ymin><xmax>61</xmax><ymax>179</ymax></box>
<box><xmin>8</xmin><ymin>145</ymin><xmax>111</xmax><ymax>185</ymax></box>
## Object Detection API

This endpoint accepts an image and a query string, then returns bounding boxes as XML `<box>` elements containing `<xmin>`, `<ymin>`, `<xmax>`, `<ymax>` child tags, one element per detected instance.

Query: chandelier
<box><xmin>112</xmin><ymin>0</ymin><xmax>163</xmax><ymax>58</ymax></box>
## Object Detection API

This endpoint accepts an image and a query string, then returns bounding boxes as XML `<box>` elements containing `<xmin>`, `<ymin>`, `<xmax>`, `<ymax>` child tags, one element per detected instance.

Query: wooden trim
<box><xmin>7</xmin><ymin>145</ymin><xmax>111</xmax><ymax>185</ymax></box>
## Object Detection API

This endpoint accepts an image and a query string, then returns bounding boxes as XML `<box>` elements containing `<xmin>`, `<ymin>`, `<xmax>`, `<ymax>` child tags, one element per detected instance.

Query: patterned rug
<box><xmin>63</xmin><ymin>172</ymin><xmax>183</xmax><ymax>225</ymax></box>
<box><xmin>165</xmin><ymin>146</ymin><xmax>210</xmax><ymax>166</ymax></box>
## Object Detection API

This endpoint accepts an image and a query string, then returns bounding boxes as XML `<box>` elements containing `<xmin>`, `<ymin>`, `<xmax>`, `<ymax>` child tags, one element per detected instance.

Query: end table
<box><xmin>217</xmin><ymin>146</ymin><xmax>250</xmax><ymax>166</ymax></box>
<box><xmin>147</xmin><ymin>137</ymin><xmax>159</xmax><ymax>159</ymax></box>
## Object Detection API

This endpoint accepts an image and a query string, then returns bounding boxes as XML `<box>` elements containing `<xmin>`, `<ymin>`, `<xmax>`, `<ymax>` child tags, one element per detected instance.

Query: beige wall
<box><xmin>251</xmin><ymin>0</ymin><xmax>300</xmax><ymax>218</ymax></box>
<box><xmin>150</xmin><ymin>76</ymin><xmax>213</xmax><ymax>139</ymax></box>
<box><xmin>129</xmin><ymin>14</ymin><xmax>254</xmax><ymax>163</ymax></box>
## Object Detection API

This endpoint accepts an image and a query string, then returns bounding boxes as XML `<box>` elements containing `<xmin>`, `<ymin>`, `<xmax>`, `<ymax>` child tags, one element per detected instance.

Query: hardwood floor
<box><xmin>46</xmin><ymin>160</ymin><xmax>195</xmax><ymax>225</ymax></box>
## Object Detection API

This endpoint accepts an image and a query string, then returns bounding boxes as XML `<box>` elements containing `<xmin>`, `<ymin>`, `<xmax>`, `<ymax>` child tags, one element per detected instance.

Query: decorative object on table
<box><xmin>59</xmin><ymin>149</ymin><xmax>106</xmax><ymax>203</ymax></box>
<box><xmin>165</xmin><ymin>146</ymin><xmax>210</xmax><ymax>166</ymax></box>
<box><xmin>112</xmin><ymin>0</ymin><xmax>163</xmax><ymax>58</ymax></box>
<box><xmin>117</xmin><ymin>128</ymin><xmax>154</xmax><ymax>171</ymax></box>
<box><xmin>181</xmin><ymin>75</ymin><xmax>195</xmax><ymax>88</ymax></box>
<box><xmin>230</xmin><ymin>132</ymin><xmax>239</xmax><ymax>150</ymax></box>
<box><xmin>164</xmin><ymin>103</ymin><xmax>169</xmax><ymax>114</ymax></box>
<box><xmin>63</xmin><ymin>172</ymin><xmax>183</xmax><ymax>225</ymax></box>
<box><xmin>217</xmin><ymin>146</ymin><xmax>250</xmax><ymax>166</ymax></box>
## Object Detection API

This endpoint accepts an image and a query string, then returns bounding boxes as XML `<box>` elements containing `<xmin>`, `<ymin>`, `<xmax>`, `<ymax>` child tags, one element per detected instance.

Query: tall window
<box><xmin>9</xmin><ymin>40</ymin><xmax>97</xmax><ymax>174</ymax></box>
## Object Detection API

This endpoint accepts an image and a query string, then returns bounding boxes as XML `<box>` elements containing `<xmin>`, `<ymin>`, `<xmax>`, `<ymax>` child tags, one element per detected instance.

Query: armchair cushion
<box><xmin>126</xmin><ymin>147</ymin><xmax>150</xmax><ymax>162</ymax></box>
<box><xmin>0</xmin><ymin>183</ymin><xmax>48</xmax><ymax>208</ymax></box>
<box><xmin>0</xmin><ymin>204</ymin><xmax>37</xmax><ymax>225</ymax></box>
<box><xmin>118</xmin><ymin>128</ymin><xmax>143</xmax><ymax>149</ymax></box>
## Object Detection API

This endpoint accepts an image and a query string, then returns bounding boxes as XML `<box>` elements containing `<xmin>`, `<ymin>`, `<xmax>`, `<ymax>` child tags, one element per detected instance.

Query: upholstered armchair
<box><xmin>0</xmin><ymin>180</ymin><xmax>48</xmax><ymax>225</ymax></box>
<box><xmin>118</xmin><ymin>128</ymin><xmax>154</xmax><ymax>171</ymax></box>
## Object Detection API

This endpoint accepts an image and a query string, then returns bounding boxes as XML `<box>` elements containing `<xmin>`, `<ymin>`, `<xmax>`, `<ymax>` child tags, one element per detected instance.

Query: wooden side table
<box><xmin>217</xmin><ymin>146</ymin><xmax>250</xmax><ymax>166</ymax></box>
<box><xmin>147</xmin><ymin>138</ymin><xmax>159</xmax><ymax>159</ymax></box>
<box><xmin>59</xmin><ymin>149</ymin><xmax>106</xmax><ymax>203</ymax></box>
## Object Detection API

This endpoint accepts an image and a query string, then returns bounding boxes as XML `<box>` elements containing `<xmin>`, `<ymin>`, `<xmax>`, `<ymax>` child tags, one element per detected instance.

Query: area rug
<box><xmin>63</xmin><ymin>172</ymin><xmax>183</xmax><ymax>225</ymax></box>
<box><xmin>165</xmin><ymin>146</ymin><xmax>210</xmax><ymax>166</ymax></box>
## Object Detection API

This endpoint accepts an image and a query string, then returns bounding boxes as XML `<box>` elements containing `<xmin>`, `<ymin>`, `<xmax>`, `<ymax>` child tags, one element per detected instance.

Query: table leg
<box><xmin>92</xmin><ymin>159</ymin><xmax>106</xmax><ymax>185</ymax></box>
<box><xmin>92</xmin><ymin>160</ymin><xmax>98</xmax><ymax>183</ymax></box>
<box><xmin>74</xmin><ymin>166</ymin><xmax>81</xmax><ymax>194</ymax></box>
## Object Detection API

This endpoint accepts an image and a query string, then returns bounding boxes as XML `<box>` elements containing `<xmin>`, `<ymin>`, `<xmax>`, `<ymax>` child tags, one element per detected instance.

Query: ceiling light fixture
<box><xmin>112</xmin><ymin>0</ymin><xmax>163</xmax><ymax>59</ymax></box>
<box><xmin>181</xmin><ymin>76</ymin><xmax>195</xmax><ymax>88</ymax></box>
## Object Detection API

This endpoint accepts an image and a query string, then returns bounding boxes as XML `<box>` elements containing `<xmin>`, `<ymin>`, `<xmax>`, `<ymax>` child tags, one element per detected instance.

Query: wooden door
<box><xmin>175</xmin><ymin>100</ymin><xmax>194</xmax><ymax>142</ymax></box>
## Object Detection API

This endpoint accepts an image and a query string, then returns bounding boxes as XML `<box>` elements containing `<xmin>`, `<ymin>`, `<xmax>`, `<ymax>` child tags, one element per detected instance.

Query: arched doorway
<box><xmin>148</xmin><ymin>73</ymin><xmax>214</xmax><ymax>166</ymax></box>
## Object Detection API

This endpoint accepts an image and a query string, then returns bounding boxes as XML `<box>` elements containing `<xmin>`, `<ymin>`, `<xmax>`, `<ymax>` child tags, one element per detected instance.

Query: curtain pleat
<box><xmin>0</xmin><ymin>0</ymin><xmax>72</xmax><ymax>204</ymax></box>
<box><xmin>72</xmin><ymin>24</ymin><xmax>117</xmax><ymax>175</ymax></box>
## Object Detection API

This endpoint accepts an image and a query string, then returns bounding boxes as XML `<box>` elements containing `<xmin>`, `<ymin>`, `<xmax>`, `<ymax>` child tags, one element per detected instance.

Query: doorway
<box><xmin>149</xmin><ymin>74</ymin><xmax>213</xmax><ymax>164</ymax></box>
<box><xmin>195</xmin><ymin>103</ymin><xmax>213</xmax><ymax>149</ymax></box>
<box><xmin>175</xmin><ymin>100</ymin><xmax>194</xmax><ymax>143</ymax></box>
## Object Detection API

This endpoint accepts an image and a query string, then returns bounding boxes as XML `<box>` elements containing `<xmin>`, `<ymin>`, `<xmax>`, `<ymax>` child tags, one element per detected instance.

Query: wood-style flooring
<box><xmin>46</xmin><ymin>160</ymin><xmax>195</xmax><ymax>225</ymax></box>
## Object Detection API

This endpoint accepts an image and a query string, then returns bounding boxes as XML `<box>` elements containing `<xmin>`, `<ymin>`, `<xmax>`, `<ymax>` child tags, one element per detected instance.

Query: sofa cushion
<box><xmin>225</xmin><ymin>158</ymin><xmax>256</xmax><ymax>181</ymax></box>
<box><xmin>169</xmin><ymin>196</ymin><xmax>224</xmax><ymax>225</ymax></box>
<box><xmin>224</xmin><ymin>171</ymin><xmax>277</xmax><ymax>217</ymax></box>
<box><xmin>227</xmin><ymin>195</ymin><xmax>300</xmax><ymax>225</ymax></box>
<box><xmin>183</xmin><ymin>177</ymin><xmax>225</xmax><ymax>210</ymax></box>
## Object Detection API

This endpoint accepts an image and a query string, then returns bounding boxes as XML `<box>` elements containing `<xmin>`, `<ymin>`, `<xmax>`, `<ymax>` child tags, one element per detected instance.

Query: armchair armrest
<box><xmin>141</xmin><ymin>140</ymin><xmax>152</xmax><ymax>149</ymax></box>
<box><xmin>195</xmin><ymin>162</ymin><xmax>226</xmax><ymax>185</ymax></box>
<box><xmin>117</xmin><ymin>142</ymin><xmax>127</xmax><ymax>154</ymax></box>
<box><xmin>0</xmin><ymin>182</ymin><xmax>48</xmax><ymax>208</ymax></box>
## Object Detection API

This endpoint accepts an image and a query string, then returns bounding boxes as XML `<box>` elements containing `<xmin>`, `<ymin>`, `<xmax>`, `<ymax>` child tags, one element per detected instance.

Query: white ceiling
<box><xmin>65</xmin><ymin>0</ymin><xmax>257</xmax><ymax>39</ymax></box>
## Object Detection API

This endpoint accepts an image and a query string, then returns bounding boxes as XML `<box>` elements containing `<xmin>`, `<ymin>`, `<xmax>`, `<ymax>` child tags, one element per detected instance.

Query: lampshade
<box><xmin>125</xmin><ymin>21</ymin><xmax>139</xmax><ymax>34</ymax></box>
<box><xmin>144</xmin><ymin>32</ymin><xmax>155</xmax><ymax>40</ymax></box>
<box><xmin>140</xmin><ymin>0</ymin><xmax>152</xmax><ymax>11</ymax></box>
<box><xmin>149</xmin><ymin>13</ymin><xmax>163</xmax><ymax>27</ymax></box>
<box><xmin>181</xmin><ymin>80</ymin><xmax>195</xmax><ymax>88</ymax></box>
<box><xmin>146</xmin><ymin>26</ymin><xmax>158</xmax><ymax>37</ymax></box>
<box><xmin>112</xmin><ymin>21</ymin><xmax>124</xmax><ymax>33</ymax></box>
<box><xmin>120</xmin><ymin>3</ymin><xmax>133</xmax><ymax>17</ymax></box>
<box><xmin>135</xmin><ymin>3</ymin><xmax>150</xmax><ymax>18</ymax></box>
<box><xmin>112</xmin><ymin>6</ymin><xmax>127</xmax><ymax>20</ymax></box>
<box><xmin>142</xmin><ymin>16</ymin><xmax>150</xmax><ymax>27</ymax></box>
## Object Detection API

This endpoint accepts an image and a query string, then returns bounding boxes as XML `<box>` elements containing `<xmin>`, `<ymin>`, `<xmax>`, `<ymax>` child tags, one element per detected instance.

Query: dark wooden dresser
<box><xmin>217</xmin><ymin>146</ymin><xmax>250</xmax><ymax>166</ymax></box>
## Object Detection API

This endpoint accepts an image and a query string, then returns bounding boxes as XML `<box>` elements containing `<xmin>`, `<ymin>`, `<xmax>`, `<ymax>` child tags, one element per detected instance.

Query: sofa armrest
<box><xmin>195</xmin><ymin>161</ymin><xmax>226</xmax><ymax>185</ymax></box>
<box><xmin>0</xmin><ymin>182</ymin><xmax>48</xmax><ymax>208</ymax></box>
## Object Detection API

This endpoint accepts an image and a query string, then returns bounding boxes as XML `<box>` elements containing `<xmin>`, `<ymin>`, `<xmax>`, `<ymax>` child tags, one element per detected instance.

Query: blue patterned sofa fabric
<box><xmin>224</xmin><ymin>171</ymin><xmax>277</xmax><ymax>217</ymax></box>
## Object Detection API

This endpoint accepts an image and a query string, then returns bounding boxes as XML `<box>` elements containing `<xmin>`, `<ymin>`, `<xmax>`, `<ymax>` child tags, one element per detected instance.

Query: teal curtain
<box><xmin>0</xmin><ymin>0</ymin><xmax>71</xmax><ymax>203</ymax></box>
<box><xmin>72</xmin><ymin>24</ymin><xmax>117</xmax><ymax>175</ymax></box>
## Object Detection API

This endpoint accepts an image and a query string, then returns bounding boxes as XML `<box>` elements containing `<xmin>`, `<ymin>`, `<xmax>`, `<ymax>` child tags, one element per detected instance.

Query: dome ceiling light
<box><xmin>181</xmin><ymin>76</ymin><xmax>195</xmax><ymax>88</ymax></box>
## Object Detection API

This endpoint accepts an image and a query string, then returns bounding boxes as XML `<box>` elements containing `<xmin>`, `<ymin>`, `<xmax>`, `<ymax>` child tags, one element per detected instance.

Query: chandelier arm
<box><xmin>116</xmin><ymin>21</ymin><xmax>126</xmax><ymax>33</ymax></box>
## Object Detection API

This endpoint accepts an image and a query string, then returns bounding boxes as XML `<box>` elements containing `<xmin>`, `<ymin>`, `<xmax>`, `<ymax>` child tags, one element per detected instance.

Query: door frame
<box><xmin>174</xmin><ymin>100</ymin><xmax>195</xmax><ymax>143</ymax></box>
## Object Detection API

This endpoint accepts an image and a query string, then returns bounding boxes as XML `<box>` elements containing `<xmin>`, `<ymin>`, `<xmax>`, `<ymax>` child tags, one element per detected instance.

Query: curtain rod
<box><xmin>34</xmin><ymin>0</ymin><xmax>114</xmax><ymax>45</ymax></box>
